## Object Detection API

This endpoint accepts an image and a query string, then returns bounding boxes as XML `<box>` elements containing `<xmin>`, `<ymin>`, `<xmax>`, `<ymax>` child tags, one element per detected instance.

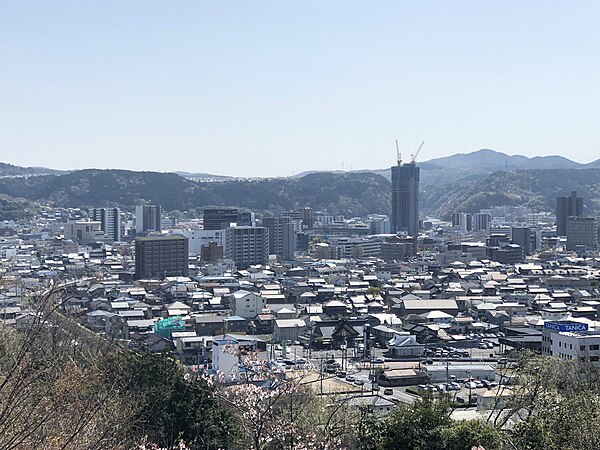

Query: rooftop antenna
<box><xmin>396</xmin><ymin>140</ymin><xmax>402</xmax><ymax>166</ymax></box>
<box><xmin>410</xmin><ymin>141</ymin><xmax>425</xmax><ymax>164</ymax></box>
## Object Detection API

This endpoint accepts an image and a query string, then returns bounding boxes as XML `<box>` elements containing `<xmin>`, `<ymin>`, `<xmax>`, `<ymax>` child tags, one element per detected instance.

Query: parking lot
<box><xmin>269</xmin><ymin>335</ymin><xmax>511</xmax><ymax>405</ymax></box>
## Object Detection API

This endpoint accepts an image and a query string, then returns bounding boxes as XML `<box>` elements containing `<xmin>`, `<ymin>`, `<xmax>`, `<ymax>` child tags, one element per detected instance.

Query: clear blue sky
<box><xmin>2</xmin><ymin>1</ymin><xmax>599</xmax><ymax>177</ymax></box>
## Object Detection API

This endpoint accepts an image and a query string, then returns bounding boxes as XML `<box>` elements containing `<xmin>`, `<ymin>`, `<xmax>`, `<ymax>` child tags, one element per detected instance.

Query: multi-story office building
<box><xmin>391</xmin><ymin>161</ymin><xmax>420</xmax><ymax>237</ymax></box>
<box><xmin>556</xmin><ymin>191</ymin><xmax>583</xmax><ymax>236</ymax></box>
<box><xmin>369</xmin><ymin>215</ymin><xmax>391</xmax><ymax>234</ymax></box>
<box><xmin>91</xmin><ymin>207</ymin><xmax>121</xmax><ymax>242</ymax></box>
<box><xmin>238</xmin><ymin>211</ymin><xmax>255</xmax><ymax>227</ymax></box>
<box><xmin>302</xmin><ymin>207</ymin><xmax>314</xmax><ymax>230</ymax></box>
<box><xmin>452</xmin><ymin>213</ymin><xmax>472</xmax><ymax>232</ymax></box>
<box><xmin>224</xmin><ymin>226</ymin><xmax>269</xmax><ymax>269</ymax></box>
<box><xmin>262</xmin><ymin>216</ymin><xmax>296</xmax><ymax>261</ymax></box>
<box><xmin>473</xmin><ymin>213</ymin><xmax>492</xmax><ymax>232</ymax></box>
<box><xmin>135</xmin><ymin>205</ymin><xmax>162</xmax><ymax>234</ymax></box>
<box><xmin>488</xmin><ymin>243</ymin><xmax>524</xmax><ymax>264</ymax></box>
<box><xmin>327</xmin><ymin>236</ymin><xmax>382</xmax><ymax>258</ymax></box>
<box><xmin>203</xmin><ymin>208</ymin><xmax>240</xmax><ymax>231</ymax></box>
<box><xmin>566</xmin><ymin>216</ymin><xmax>597</xmax><ymax>251</ymax></box>
<box><xmin>541</xmin><ymin>321</ymin><xmax>600</xmax><ymax>367</ymax></box>
<box><xmin>170</xmin><ymin>229</ymin><xmax>224</xmax><ymax>255</ymax></box>
<box><xmin>282</xmin><ymin>207</ymin><xmax>313</xmax><ymax>231</ymax></box>
<box><xmin>511</xmin><ymin>227</ymin><xmax>532</xmax><ymax>256</ymax></box>
<box><xmin>64</xmin><ymin>220</ymin><xmax>105</xmax><ymax>245</ymax></box>
<box><xmin>134</xmin><ymin>235</ymin><xmax>189</xmax><ymax>280</ymax></box>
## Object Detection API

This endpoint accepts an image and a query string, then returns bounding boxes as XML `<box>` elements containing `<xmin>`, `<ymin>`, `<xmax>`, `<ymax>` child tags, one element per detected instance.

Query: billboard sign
<box><xmin>544</xmin><ymin>322</ymin><xmax>588</xmax><ymax>333</ymax></box>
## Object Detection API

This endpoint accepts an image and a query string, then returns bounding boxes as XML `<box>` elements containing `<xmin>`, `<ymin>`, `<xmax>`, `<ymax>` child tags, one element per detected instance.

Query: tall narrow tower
<box><xmin>391</xmin><ymin>147</ymin><xmax>420</xmax><ymax>237</ymax></box>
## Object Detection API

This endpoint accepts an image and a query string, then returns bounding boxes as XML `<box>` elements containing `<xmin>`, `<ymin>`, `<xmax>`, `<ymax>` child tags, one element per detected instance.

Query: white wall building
<box><xmin>169</xmin><ymin>229</ymin><xmax>224</xmax><ymax>255</ymax></box>
<box><xmin>64</xmin><ymin>220</ymin><xmax>105</xmax><ymax>245</ymax></box>
<box><xmin>543</xmin><ymin>326</ymin><xmax>600</xmax><ymax>367</ymax></box>
<box><xmin>212</xmin><ymin>339</ymin><xmax>240</xmax><ymax>382</ymax></box>
<box><xmin>230</xmin><ymin>290</ymin><xmax>266</xmax><ymax>319</ymax></box>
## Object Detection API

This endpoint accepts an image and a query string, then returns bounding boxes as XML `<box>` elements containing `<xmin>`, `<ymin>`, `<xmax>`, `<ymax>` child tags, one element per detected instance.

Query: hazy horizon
<box><xmin>2</xmin><ymin>147</ymin><xmax>597</xmax><ymax>178</ymax></box>
<box><xmin>3</xmin><ymin>1</ymin><xmax>600</xmax><ymax>177</ymax></box>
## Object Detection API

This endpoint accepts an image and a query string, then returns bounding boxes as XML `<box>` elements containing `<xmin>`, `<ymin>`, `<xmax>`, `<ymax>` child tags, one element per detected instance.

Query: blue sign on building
<box><xmin>544</xmin><ymin>322</ymin><xmax>589</xmax><ymax>333</ymax></box>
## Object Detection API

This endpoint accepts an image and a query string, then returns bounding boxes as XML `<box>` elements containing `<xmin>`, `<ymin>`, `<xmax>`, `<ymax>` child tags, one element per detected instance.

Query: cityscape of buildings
<box><xmin>2</xmin><ymin>153</ymin><xmax>600</xmax><ymax>408</ymax></box>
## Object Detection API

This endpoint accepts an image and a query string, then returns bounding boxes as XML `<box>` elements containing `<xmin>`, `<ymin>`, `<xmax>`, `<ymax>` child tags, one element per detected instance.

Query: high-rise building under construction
<box><xmin>391</xmin><ymin>160</ymin><xmax>420</xmax><ymax>237</ymax></box>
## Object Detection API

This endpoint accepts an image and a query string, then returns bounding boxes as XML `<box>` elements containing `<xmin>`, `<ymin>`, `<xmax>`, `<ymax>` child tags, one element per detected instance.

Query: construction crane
<box><xmin>395</xmin><ymin>139</ymin><xmax>402</xmax><ymax>166</ymax></box>
<box><xmin>410</xmin><ymin>141</ymin><xmax>425</xmax><ymax>164</ymax></box>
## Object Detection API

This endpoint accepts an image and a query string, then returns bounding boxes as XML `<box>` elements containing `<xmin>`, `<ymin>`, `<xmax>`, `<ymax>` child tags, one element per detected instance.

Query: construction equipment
<box><xmin>410</xmin><ymin>141</ymin><xmax>425</xmax><ymax>164</ymax></box>
<box><xmin>396</xmin><ymin>139</ymin><xmax>402</xmax><ymax>166</ymax></box>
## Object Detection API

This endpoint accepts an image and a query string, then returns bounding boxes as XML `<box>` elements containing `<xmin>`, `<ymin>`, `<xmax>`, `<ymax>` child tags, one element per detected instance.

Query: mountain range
<box><xmin>1</xmin><ymin>149</ymin><xmax>600</xmax><ymax>221</ymax></box>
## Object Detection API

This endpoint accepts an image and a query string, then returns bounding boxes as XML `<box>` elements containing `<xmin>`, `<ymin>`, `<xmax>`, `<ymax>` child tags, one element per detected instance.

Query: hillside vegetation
<box><xmin>2</xmin><ymin>151</ymin><xmax>600</xmax><ymax>221</ymax></box>
<box><xmin>0</xmin><ymin>169</ymin><xmax>391</xmax><ymax>218</ymax></box>
<box><xmin>423</xmin><ymin>168</ymin><xmax>600</xmax><ymax>219</ymax></box>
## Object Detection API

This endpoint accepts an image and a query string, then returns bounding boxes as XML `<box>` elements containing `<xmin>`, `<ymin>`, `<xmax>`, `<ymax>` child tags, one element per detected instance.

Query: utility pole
<box><xmin>320</xmin><ymin>356</ymin><xmax>323</xmax><ymax>396</ymax></box>
<box><xmin>467</xmin><ymin>370</ymin><xmax>472</xmax><ymax>404</ymax></box>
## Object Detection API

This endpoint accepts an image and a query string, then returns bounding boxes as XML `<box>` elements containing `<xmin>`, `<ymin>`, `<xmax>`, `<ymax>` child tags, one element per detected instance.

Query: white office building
<box><xmin>169</xmin><ymin>229</ymin><xmax>224</xmax><ymax>255</ymax></box>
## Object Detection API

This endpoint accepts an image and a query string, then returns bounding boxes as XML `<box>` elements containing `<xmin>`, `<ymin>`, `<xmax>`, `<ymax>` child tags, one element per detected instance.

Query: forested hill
<box><xmin>3</xmin><ymin>163</ymin><xmax>600</xmax><ymax>222</ymax></box>
<box><xmin>0</xmin><ymin>169</ymin><xmax>391</xmax><ymax>217</ymax></box>
<box><xmin>422</xmin><ymin>168</ymin><xmax>600</xmax><ymax>219</ymax></box>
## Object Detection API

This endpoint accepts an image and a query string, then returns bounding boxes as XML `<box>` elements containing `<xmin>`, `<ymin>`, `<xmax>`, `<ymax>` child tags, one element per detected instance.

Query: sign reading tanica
<box><xmin>544</xmin><ymin>322</ymin><xmax>589</xmax><ymax>332</ymax></box>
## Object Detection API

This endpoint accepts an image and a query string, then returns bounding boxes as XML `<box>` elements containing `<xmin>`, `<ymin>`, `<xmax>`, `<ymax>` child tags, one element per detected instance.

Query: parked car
<box><xmin>345</xmin><ymin>375</ymin><xmax>355</xmax><ymax>382</ymax></box>
<box><xmin>354</xmin><ymin>379</ymin><xmax>365</xmax><ymax>386</ymax></box>
<box><xmin>383</xmin><ymin>388</ymin><xmax>393</xmax><ymax>395</ymax></box>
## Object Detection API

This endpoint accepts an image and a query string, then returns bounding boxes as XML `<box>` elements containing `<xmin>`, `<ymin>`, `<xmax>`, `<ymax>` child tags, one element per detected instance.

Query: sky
<box><xmin>2</xmin><ymin>1</ymin><xmax>600</xmax><ymax>177</ymax></box>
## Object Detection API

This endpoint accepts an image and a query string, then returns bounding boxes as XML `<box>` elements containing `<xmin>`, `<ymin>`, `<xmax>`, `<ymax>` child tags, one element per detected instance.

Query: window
<box><xmin>590</xmin><ymin>344</ymin><xmax>599</xmax><ymax>351</ymax></box>
<box><xmin>580</xmin><ymin>345</ymin><xmax>586</xmax><ymax>351</ymax></box>
<box><xmin>591</xmin><ymin>356</ymin><xmax>599</xmax><ymax>362</ymax></box>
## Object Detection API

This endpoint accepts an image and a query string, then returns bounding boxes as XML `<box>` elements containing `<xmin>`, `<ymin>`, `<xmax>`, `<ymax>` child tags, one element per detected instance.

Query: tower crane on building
<box><xmin>395</xmin><ymin>139</ymin><xmax>402</xmax><ymax>166</ymax></box>
<box><xmin>410</xmin><ymin>141</ymin><xmax>425</xmax><ymax>164</ymax></box>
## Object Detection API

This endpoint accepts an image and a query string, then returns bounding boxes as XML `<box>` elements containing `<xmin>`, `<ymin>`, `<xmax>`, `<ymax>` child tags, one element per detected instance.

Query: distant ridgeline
<box><xmin>1</xmin><ymin>149</ymin><xmax>600</xmax><ymax>221</ymax></box>
<box><xmin>0</xmin><ymin>168</ymin><xmax>391</xmax><ymax>218</ymax></box>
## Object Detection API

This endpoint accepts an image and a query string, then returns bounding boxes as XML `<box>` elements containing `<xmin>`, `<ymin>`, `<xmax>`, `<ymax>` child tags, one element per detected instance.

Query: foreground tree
<box><xmin>0</xmin><ymin>283</ymin><xmax>130</xmax><ymax>449</ymax></box>
<box><xmin>355</xmin><ymin>396</ymin><xmax>502</xmax><ymax>450</ymax></box>
<box><xmin>0</xmin><ymin>280</ymin><xmax>235</xmax><ymax>450</ymax></box>
<box><xmin>501</xmin><ymin>353</ymin><xmax>600</xmax><ymax>450</ymax></box>
<box><xmin>101</xmin><ymin>350</ymin><xmax>235</xmax><ymax>450</ymax></box>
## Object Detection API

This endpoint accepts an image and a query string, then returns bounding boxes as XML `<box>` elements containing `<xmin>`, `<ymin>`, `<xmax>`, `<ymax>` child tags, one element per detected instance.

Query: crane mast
<box><xmin>410</xmin><ymin>141</ymin><xmax>425</xmax><ymax>164</ymax></box>
<box><xmin>395</xmin><ymin>140</ymin><xmax>402</xmax><ymax>166</ymax></box>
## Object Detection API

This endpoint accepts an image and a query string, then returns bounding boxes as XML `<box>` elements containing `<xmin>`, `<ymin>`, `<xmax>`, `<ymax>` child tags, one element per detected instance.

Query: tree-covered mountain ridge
<box><xmin>424</xmin><ymin>168</ymin><xmax>600</xmax><ymax>219</ymax></box>
<box><xmin>2</xmin><ymin>150</ymin><xmax>600</xmax><ymax>221</ymax></box>
<box><xmin>0</xmin><ymin>169</ymin><xmax>391</xmax><ymax>217</ymax></box>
